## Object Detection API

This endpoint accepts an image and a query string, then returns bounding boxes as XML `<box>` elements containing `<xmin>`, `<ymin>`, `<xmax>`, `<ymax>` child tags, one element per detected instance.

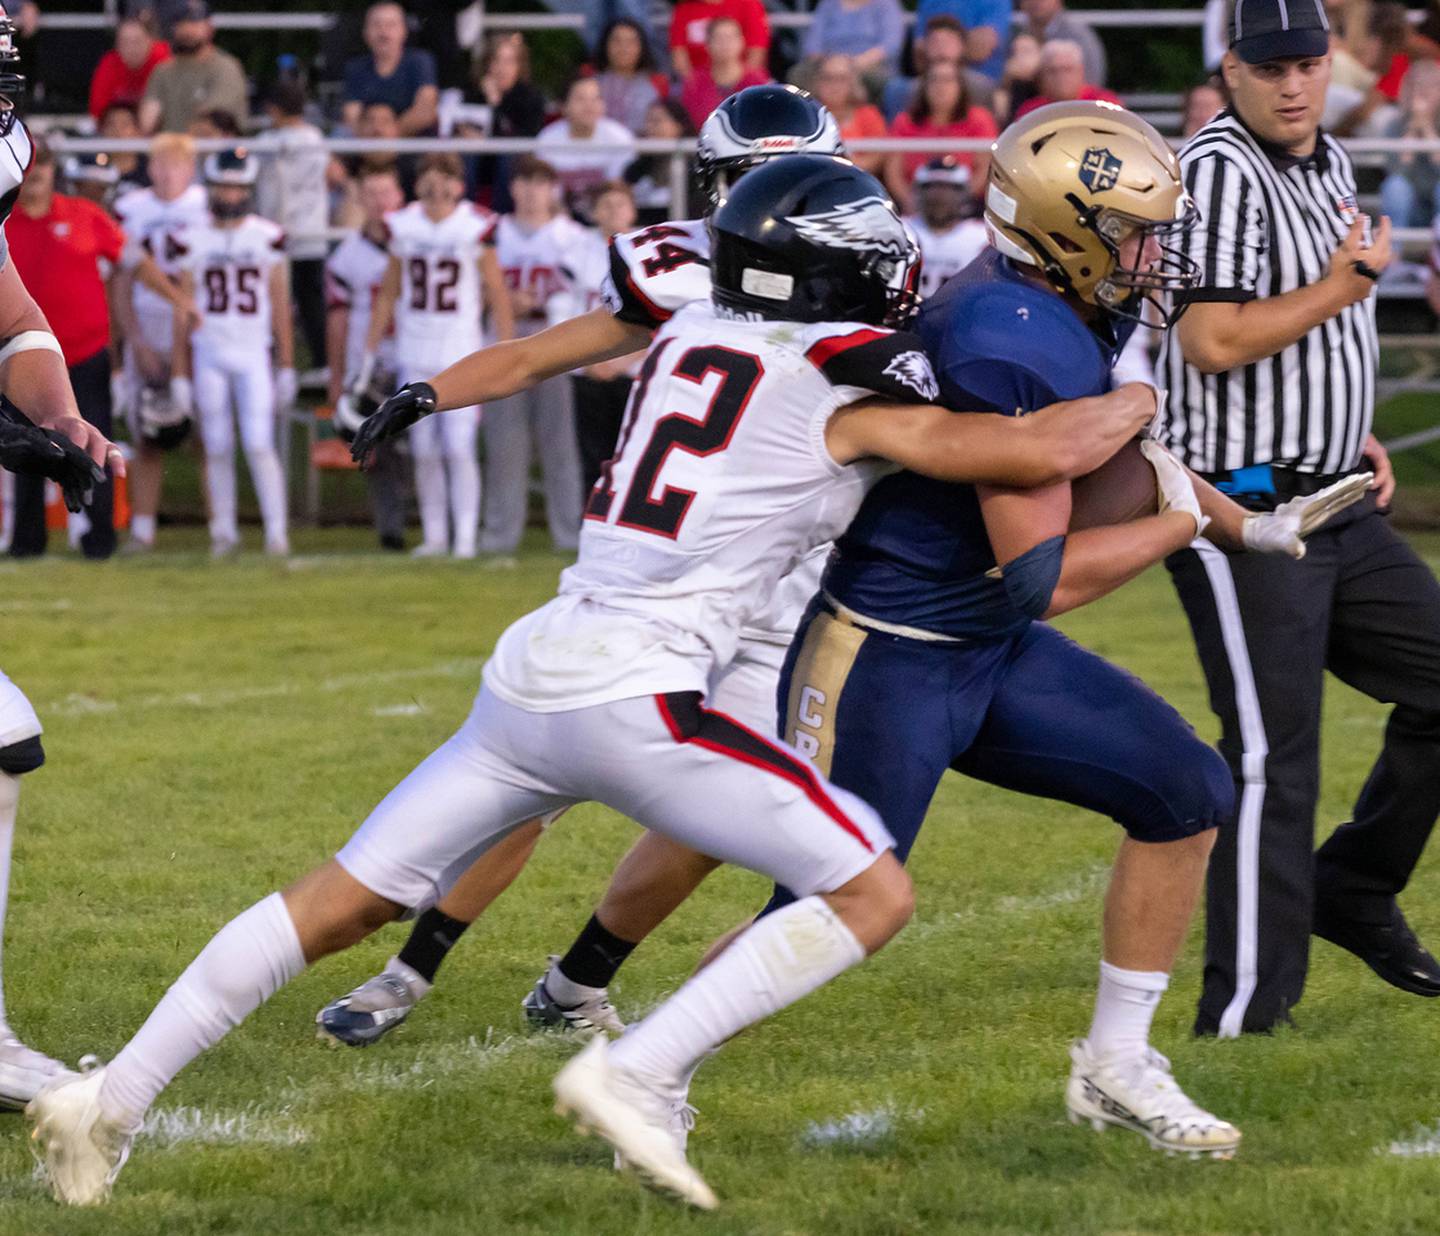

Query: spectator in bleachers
<box><xmin>680</xmin><ymin>17</ymin><xmax>771</xmax><ymax>129</ymax></box>
<box><xmin>670</xmin><ymin>0</ymin><xmax>770</xmax><ymax>81</ymax></box>
<box><xmin>812</xmin><ymin>54</ymin><xmax>887</xmax><ymax>173</ymax></box>
<box><xmin>100</xmin><ymin>103</ymin><xmax>149</xmax><ymax>192</ymax></box>
<box><xmin>536</xmin><ymin>76</ymin><xmax>638</xmax><ymax>209</ymax></box>
<box><xmin>594</xmin><ymin>18</ymin><xmax>667</xmax><ymax>135</ymax></box>
<box><xmin>89</xmin><ymin>16</ymin><xmax>170</xmax><ymax>123</ymax></box>
<box><xmin>913</xmin><ymin>0</ymin><xmax>1011</xmax><ymax>80</ymax></box>
<box><xmin>458</xmin><ymin>32</ymin><xmax>549</xmax><ymax>211</ymax></box>
<box><xmin>800</xmin><ymin>0</ymin><xmax>906</xmax><ymax>82</ymax></box>
<box><xmin>880</xmin><ymin>17</ymin><xmax>994</xmax><ymax>123</ymax></box>
<box><xmin>1181</xmin><ymin>77</ymin><xmax>1226</xmax><ymax>138</ymax></box>
<box><xmin>549</xmin><ymin>180</ymin><xmax>643</xmax><ymax>495</ymax></box>
<box><xmin>483</xmin><ymin>156</ymin><xmax>586</xmax><ymax>556</ymax></box>
<box><xmin>187</xmin><ymin>108</ymin><xmax>243</xmax><ymax>139</ymax></box>
<box><xmin>138</xmin><ymin>1</ymin><xmax>248</xmax><ymax>134</ymax></box>
<box><xmin>993</xmin><ymin>30</ymin><xmax>1041</xmax><ymax>122</ymax></box>
<box><xmin>884</xmin><ymin>60</ymin><xmax>997</xmax><ymax>213</ymax></box>
<box><xmin>257</xmin><ymin>80</ymin><xmax>330</xmax><ymax>372</ymax></box>
<box><xmin>1326</xmin><ymin>0</ymin><xmax>1408</xmax><ymax>136</ymax></box>
<box><xmin>1381</xmin><ymin>60</ymin><xmax>1440</xmax><ymax>227</ymax></box>
<box><xmin>354</xmin><ymin>102</ymin><xmax>417</xmax><ymax>198</ymax></box>
<box><xmin>340</xmin><ymin>1</ymin><xmax>439</xmax><ymax>138</ymax></box>
<box><xmin>623</xmin><ymin>98</ymin><xmax>699</xmax><ymax>224</ymax></box>
<box><xmin>1013</xmin><ymin>38</ymin><xmax>1119</xmax><ymax>118</ymax></box>
<box><xmin>1019</xmin><ymin>0</ymin><xmax>1105</xmax><ymax>87</ymax></box>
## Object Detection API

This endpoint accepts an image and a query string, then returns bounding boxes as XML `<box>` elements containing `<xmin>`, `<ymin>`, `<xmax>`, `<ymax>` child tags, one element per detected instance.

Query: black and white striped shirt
<box><xmin>1157</xmin><ymin>108</ymin><xmax>1377</xmax><ymax>476</ymax></box>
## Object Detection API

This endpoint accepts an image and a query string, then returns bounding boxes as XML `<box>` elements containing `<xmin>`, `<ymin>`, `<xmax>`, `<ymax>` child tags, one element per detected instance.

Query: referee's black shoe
<box><xmin>1313</xmin><ymin>901</ymin><xmax>1440</xmax><ymax>997</ymax></box>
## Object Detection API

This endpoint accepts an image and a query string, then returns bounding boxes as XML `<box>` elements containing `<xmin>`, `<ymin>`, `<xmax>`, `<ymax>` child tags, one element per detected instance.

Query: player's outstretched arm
<box><xmin>826</xmin><ymin>382</ymin><xmax>1159</xmax><ymax>489</ymax></box>
<box><xmin>425</xmin><ymin>308</ymin><xmax>652</xmax><ymax>411</ymax></box>
<box><xmin>0</xmin><ymin>260</ymin><xmax>121</xmax><ymax>475</ymax></box>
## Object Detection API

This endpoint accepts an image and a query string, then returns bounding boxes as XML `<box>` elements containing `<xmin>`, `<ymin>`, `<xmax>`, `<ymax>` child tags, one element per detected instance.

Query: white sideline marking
<box><xmin>1383</xmin><ymin>1123</ymin><xmax>1440</xmax><ymax>1158</ymax></box>
<box><xmin>142</xmin><ymin>1104</ymin><xmax>309</xmax><ymax>1148</ymax></box>
<box><xmin>45</xmin><ymin>658</ymin><xmax>484</xmax><ymax>718</ymax></box>
<box><xmin>800</xmin><ymin>1102</ymin><xmax>924</xmax><ymax>1149</ymax></box>
<box><xmin>0</xmin><ymin>598</ymin><xmax>71</xmax><ymax>613</ymax></box>
<box><xmin>341</xmin><ymin>1030</ymin><xmax>553</xmax><ymax>1093</ymax></box>
<box><xmin>373</xmin><ymin>702</ymin><xmax>425</xmax><ymax>717</ymax></box>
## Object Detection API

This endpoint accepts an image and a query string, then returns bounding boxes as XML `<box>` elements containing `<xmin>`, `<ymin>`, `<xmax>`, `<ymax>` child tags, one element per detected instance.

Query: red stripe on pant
<box><xmin>654</xmin><ymin>693</ymin><xmax>873</xmax><ymax>852</ymax></box>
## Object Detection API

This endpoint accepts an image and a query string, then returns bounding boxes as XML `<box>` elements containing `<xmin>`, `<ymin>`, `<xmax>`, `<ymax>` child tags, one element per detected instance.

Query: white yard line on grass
<box><xmin>317</xmin><ymin>1029</ymin><xmax>555</xmax><ymax>1095</ymax></box>
<box><xmin>142</xmin><ymin>1103</ymin><xmax>310</xmax><ymax>1148</ymax></box>
<box><xmin>800</xmin><ymin>1102</ymin><xmax>925</xmax><ymax>1150</ymax></box>
<box><xmin>45</xmin><ymin>658</ymin><xmax>485</xmax><ymax>718</ymax></box>
<box><xmin>1382</xmin><ymin>1123</ymin><xmax>1440</xmax><ymax>1158</ymax></box>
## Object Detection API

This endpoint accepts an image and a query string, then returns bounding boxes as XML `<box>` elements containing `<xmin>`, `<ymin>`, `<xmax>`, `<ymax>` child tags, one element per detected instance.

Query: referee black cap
<box><xmin>1230</xmin><ymin>0</ymin><xmax>1330</xmax><ymax>64</ymax></box>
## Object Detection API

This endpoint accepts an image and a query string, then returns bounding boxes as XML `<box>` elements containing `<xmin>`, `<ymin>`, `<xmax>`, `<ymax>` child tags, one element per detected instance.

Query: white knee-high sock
<box><xmin>446</xmin><ymin>450</ymin><xmax>480</xmax><ymax>556</ymax></box>
<box><xmin>1087</xmin><ymin>961</ymin><xmax>1169</xmax><ymax>1059</ymax></box>
<box><xmin>413</xmin><ymin>456</ymin><xmax>448</xmax><ymax>549</ymax></box>
<box><xmin>608</xmin><ymin>897</ymin><xmax>864</xmax><ymax>1087</ymax></box>
<box><xmin>0</xmin><ymin>773</ymin><xmax>17</xmax><ymax>1027</ymax></box>
<box><xmin>205</xmin><ymin>450</ymin><xmax>238</xmax><ymax>543</ymax></box>
<box><xmin>244</xmin><ymin>447</ymin><xmax>288</xmax><ymax>545</ymax></box>
<box><xmin>100</xmin><ymin>893</ymin><xmax>305</xmax><ymax>1127</ymax></box>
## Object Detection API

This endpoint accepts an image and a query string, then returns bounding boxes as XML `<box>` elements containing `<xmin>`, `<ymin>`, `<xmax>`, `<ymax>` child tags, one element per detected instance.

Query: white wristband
<box><xmin>0</xmin><ymin>330</ymin><xmax>63</xmax><ymax>366</ymax></box>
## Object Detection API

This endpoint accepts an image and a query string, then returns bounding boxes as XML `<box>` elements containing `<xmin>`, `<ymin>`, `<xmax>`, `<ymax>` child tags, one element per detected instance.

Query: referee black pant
<box><xmin>1167</xmin><ymin>495</ymin><xmax>1440</xmax><ymax>1036</ymax></box>
<box><xmin>8</xmin><ymin>347</ymin><xmax>115</xmax><ymax>561</ymax></box>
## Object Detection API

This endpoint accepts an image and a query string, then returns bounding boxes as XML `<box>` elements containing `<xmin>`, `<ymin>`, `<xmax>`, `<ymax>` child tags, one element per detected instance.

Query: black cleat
<box><xmin>1313</xmin><ymin>902</ymin><xmax>1440</xmax><ymax>997</ymax></box>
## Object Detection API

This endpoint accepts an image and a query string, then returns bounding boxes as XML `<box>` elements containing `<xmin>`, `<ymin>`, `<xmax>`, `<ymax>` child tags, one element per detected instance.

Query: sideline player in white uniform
<box><xmin>481</xmin><ymin>155</ymin><xmax>587</xmax><ymax>555</ymax></box>
<box><xmin>171</xmin><ymin>150</ymin><xmax>294</xmax><ymax>557</ymax></box>
<box><xmin>28</xmin><ymin>156</ymin><xmax>1162</xmax><ymax>1209</ymax></box>
<box><xmin>905</xmin><ymin>156</ymin><xmax>990</xmax><ymax>300</ymax></box>
<box><xmin>0</xmin><ymin>0</ymin><xmax>127</xmax><ymax>1106</ymax></box>
<box><xmin>363</xmin><ymin>152</ymin><xmax>513</xmax><ymax>558</ymax></box>
<box><xmin>112</xmin><ymin>133</ymin><xmax>210</xmax><ymax>551</ymax></box>
<box><xmin>326</xmin><ymin>164</ymin><xmax>407</xmax><ymax>550</ymax></box>
<box><xmin>316</xmin><ymin>86</ymin><xmax>850</xmax><ymax>1046</ymax></box>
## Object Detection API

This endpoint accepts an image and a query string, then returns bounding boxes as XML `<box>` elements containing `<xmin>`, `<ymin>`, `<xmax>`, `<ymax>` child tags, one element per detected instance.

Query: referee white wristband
<box><xmin>0</xmin><ymin>330</ymin><xmax>63</xmax><ymax>366</ymax></box>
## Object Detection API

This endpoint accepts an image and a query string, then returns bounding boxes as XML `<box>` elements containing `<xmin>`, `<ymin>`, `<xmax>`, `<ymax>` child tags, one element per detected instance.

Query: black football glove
<box><xmin>350</xmin><ymin>381</ymin><xmax>438</xmax><ymax>468</ymax></box>
<box><xmin>0</xmin><ymin>397</ymin><xmax>106</xmax><ymax>513</ymax></box>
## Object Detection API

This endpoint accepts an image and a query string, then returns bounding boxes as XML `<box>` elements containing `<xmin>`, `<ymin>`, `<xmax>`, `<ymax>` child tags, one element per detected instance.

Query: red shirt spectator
<box><xmin>884</xmin><ymin>61</ymin><xmax>997</xmax><ymax>213</ymax></box>
<box><xmin>8</xmin><ymin>191</ymin><xmax>125</xmax><ymax>365</ymax></box>
<box><xmin>1014</xmin><ymin>39</ymin><xmax>1120</xmax><ymax>118</ymax></box>
<box><xmin>88</xmin><ymin>18</ymin><xmax>171</xmax><ymax>122</ymax></box>
<box><xmin>679</xmin><ymin>18</ymin><xmax>770</xmax><ymax>128</ymax></box>
<box><xmin>670</xmin><ymin>0</ymin><xmax>769</xmax><ymax>77</ymax></box>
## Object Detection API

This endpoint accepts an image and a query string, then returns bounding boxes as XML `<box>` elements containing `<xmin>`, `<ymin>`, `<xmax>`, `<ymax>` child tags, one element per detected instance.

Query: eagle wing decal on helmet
<box><xmin>785</xmin><ymin>197</ymin><xmax>911</xmax><ymax>257</ymax></box>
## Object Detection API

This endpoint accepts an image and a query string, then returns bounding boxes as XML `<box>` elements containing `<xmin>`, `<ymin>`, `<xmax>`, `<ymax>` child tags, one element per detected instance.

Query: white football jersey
<box><xmin>602</xmin><ymin>217</ymin><xmax>712</xmax><ymax>330</ymax></box>
<box><xmin>176</xmin><ymin>214</ymin><xmax>287</xmax><ymax>359</ymax></box>
<box><xmin>0</xmin><ymin>118</ymin><xmax>33</xmax><ymax>268</ymax></box>
<box><xmin>326</xmin><ymin>228</ymin><xmax>396</xmax><ymax>380</ymax></box>
<box><xmin>546</xmin><ymin>227</ymin><xmax>610</xmax><ymax>326</ymax></box>
<box><xmin>385</xmin><ymin>200</ymin><xmax>495</xmax><ymax>371</ymax></box>
<box><xmin>482</xmin><ymin>300</ymin><xmax>940</xmax><ymax>712</ymax></box>
<box><xmin>114</xmin><ymin>183</ymin><xmax>210</xmax><ymax>335</ymax></box>
<box><xmin>492</xmin><ymin>212</ymin><xmax>587</xmax><ymax>335</ymax></box>
<box><xmin>907</xmin><ymin>217</ymin><xmax>989</xmax><ymax>300</ymax></box>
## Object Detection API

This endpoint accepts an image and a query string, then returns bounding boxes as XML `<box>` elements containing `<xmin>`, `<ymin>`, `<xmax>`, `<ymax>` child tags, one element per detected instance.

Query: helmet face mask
<box><xmin>0</xmin><ymin>5</ymin><xmax>26</xmax><ymax>136</ymax></box>
<box><xmin>203</xmin><ymin>148</ymin><xmax>258</xmax><ymax>221</ymax></box>
<box><xmin>696</xmin><ymin>85</ymin><xmax>845</xmax><ymax>211</ymax></box>
<box><xmin>1082</xmin><ymin>198</ymin><xmax>1201</xmax><ymax>326</ymax></box>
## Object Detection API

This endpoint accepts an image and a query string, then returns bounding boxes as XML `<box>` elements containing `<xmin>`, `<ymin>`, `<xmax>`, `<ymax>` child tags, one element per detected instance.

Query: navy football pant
<box><xmin>761</xmin><ymin>598</ymin><xmax>1232</xmax><ymax>914</ymax></box>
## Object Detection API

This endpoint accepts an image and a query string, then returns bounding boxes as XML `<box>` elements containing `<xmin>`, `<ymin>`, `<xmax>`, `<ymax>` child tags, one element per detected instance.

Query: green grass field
<box><xmin>3</xmin><ymin>529</ymin><xmax>1440</xmax><ymax>1235</ymax></box>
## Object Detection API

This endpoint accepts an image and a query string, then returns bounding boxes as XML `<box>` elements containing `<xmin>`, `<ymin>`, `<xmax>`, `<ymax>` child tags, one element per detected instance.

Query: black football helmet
<box><xmin>695</xmin><ymin>84</ymin><xmax>844</xmax><ymax>210</ymax></box>
<box><xmin>203</xmin><ymin>147</ymin><xmax>257</xmax><ymax>219</ymax></box>
<box><xmin>0</xmin><ymin>4</ymin><xmax>26</xmax><ymax>137</ymax></box>
<box><xmin>711</xmin><ymin>156</ymin><xmax>921</xmax><ymax>329</ymax></box>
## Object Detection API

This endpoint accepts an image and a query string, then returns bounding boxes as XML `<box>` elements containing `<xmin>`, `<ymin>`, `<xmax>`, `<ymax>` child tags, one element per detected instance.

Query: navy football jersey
<box><xmin>825</xmin><ymin>250</ymin><xmax>1131</xmax><ymax>640</ymax></box>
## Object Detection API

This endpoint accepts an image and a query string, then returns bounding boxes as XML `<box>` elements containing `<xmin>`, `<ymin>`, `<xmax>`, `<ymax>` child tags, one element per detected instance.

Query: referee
<box><xmin>1159</xmin><ymin>0</ymin><xmax>1440</xmax><ymax>1037</ymax></box>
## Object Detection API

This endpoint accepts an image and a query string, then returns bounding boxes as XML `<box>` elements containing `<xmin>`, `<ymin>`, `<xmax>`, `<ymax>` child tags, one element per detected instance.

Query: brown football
<box><xmin>1069</xmin><ymin>439</ymin><xmax>1159</xmax><ymax>531</ymax></box>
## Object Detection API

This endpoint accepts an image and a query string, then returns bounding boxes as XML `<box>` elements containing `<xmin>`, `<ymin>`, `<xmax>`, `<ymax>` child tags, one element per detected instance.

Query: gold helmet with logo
<box><xmin>984</xmin><ymin>100</ymin><xmax>1199</xmax><ymax>322</ymax></box>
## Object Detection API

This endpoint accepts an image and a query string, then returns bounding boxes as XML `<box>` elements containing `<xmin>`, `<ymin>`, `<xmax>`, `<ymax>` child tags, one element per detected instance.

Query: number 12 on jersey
<box><xmin>586</xmin><ymin>341</ymin><xmax>764</xmax><ymax>540</ymax></box>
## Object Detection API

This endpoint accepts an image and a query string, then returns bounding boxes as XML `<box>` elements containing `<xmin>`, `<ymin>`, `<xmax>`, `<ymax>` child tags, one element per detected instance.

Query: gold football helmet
<box><xmin>984</xmin><ymin>100</ymin><xmax>1199</xmax><ymax>323</ymax></box>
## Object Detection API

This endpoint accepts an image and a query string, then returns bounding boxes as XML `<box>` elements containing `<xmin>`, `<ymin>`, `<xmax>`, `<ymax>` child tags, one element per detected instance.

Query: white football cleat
<box><xmin>0</xmin><ymin>1028</ymin><xmax>72</xmax><ymax>1110</ymax></box>
<box><xmin>26</xmin><ymin>1060</ymin><xmax>140</xmax><ymax>1205</ymax></box>
<box><xmin>554</xmin><ymin>1036</ymin><xmax>717</xmax><ymax>1210</ymax></box>
<box><xmin>1065</xmin><ymin>1039</ymin><xmax>1241</xmax><ymax>1159</ymax></box>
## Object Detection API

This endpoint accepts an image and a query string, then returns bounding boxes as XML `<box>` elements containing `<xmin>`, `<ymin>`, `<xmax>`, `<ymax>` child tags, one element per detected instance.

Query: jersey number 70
<box><xmin>586</xmin><ymin>342</ymin><xmax>763</xmax><ymax>539</ymax></box>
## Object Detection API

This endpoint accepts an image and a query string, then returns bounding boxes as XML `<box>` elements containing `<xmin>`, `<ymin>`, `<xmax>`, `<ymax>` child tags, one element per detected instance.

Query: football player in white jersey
<box><xmin>112</xmin><ymin>133</ymin><xmax>210</xmax><ymax>552</ymax></box>
<box><xmin>362</xmin><ymin>153</ymin><xmax>513</xmax><ymax>558</ymax></box>
<box><xmin>0</xmin><ymin>0</ymin><xmax>128</xmax><ymax>1107</ymax></box>
<box><xmin>170</xmin><ymin>149</ymin><xmax>294</xmax><ymax>557</ymax></box>
<box><xmin>481</xmin><ymin>155</ymin><xmax>587</xmax><ymax>555</ymax></box>
<box><xmin>25</xmin><ymin>157</ymin><xmax>1162</xmax><ymax>1211</ymax></box>
<box><xmin>905</xmin><ymin>156</ymin><xmax>990</xmax><ymax>300</ymax></box>
<box><xmin>326</xmin><ymin>164</ymin><xmax>407</xmax><ymax>550</ymax></box>
<box><xmin>316</xmin><ymin>86</ymin><xmax>853</xmax><ymax>1047</ymax></box>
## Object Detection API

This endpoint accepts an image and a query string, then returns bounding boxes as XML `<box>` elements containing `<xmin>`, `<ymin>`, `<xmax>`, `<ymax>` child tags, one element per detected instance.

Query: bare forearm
<box><xmin>326</xmin><ymin>309</ymin><xmax>349</xmax><ymax>403</ymax></box>
<box><xmin>1180</xmin><ymin>283</ymin><xmax>1351</xmax><ymax>373</ymax></box>
<box><xmin>2</xmin><ymin>347</ymin><xmax>80</xmax><ymax>424</ymax></box>
<box><xmin>1045</xmin><ymin>512</ymin><xmax>1196</xmax><ymax>617</ymax></box>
